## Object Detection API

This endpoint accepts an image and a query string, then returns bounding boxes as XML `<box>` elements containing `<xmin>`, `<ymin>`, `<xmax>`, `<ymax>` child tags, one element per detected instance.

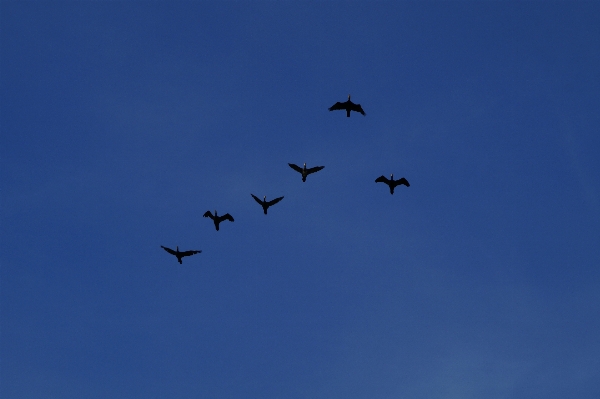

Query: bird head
<box><xmin>176</xmin><ymin>246</ymin><xmax>179</xmax><ymax>252</ymax></box>
<box><xmin>391</xmin><ymin>173</ymin><xmax>394</xmax><ymax>179</ymax></box>
<box><xmin>214</xmin><ymin>210</ymin><xmax>217</xmax><ymax>216</ymax></box>
<box><xmin>263</xmin><ymin>195</ymin><xmax>266</xmax><ymax>201</ymax></box>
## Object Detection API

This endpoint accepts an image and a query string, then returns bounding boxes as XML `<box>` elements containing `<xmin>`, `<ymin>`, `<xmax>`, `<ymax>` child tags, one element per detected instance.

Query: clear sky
<box><xmin>1</xmin><ymin>2</ymin><xmax>599</xmax><ymax>398</ymax></box>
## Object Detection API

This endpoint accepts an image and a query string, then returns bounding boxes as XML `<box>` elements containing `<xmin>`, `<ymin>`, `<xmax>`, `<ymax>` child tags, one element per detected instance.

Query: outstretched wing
<box><xmin>396</xmin><ymin>177</ymin><xmax>410</xmax><ymax>187</ymax></box>
<box><xmin>328</xmin><ymin>101</ymin><xmax>346</xmax><ymax>111</ymax></box>
<box><xmin>306</xmin><ymin>165</ymin><xmax>324</xmax><ymax>175</ymax></box>
<box><xmin>375</xmin><ymin>175</ymin><xmax>390</xmax><ymax>184</ymax></box>
<box><xmin>180</xmin><ymin>250</ymin><xmax>201</xmax><ymax>257</ymax></box>
<box><xmin>350</xmin><ymin>102</ymin><xmax>366</xmax><ymax>115</ymax></box>
<box><xmin>203</xmin><ymin>211</ymin><xmax>214</xmax><ymax>219</ymax></box>
<box><xmin>161</xmin><ymin>246</ymin><xmax>176</xmax><ymax>256</ymax></box>
<box><xmin>220</xmin><ymin>213</ymin><xmax>234</xmax><ymax>222</ymax></box>
<box><xmin>288</xmin><ymin>163</ymin><xmax>303</xmax><ymax>173</ymax></box>
<box><xmin>267</xmin><ymin>196</ymin><xmax>284</xmax><ymax>206</ymax></box>
<box><xmin>251</xmin><ymin>194</ymin><xmax>263</xmax><ymax>205</ymax></box>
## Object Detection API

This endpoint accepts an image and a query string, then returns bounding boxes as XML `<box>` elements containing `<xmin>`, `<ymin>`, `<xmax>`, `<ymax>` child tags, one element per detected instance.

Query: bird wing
<box><xmin>328</xmin><ymin>101</ymin><xmax>346</xmax><ymax>111</ymax></box>
<box><xmin>267</xmin><ymin>196</ymin><xmax>284</xmax><ymax>206</ymax></box>
<box><xmin>375</xmin><ymin>175</ymin><xmax>390</xmax><ymax>184</ymax></box>
<box><xmin>397</xmin><ymin>177</ymin><xmax>410</xmax><ymax>187</ymax></box>
<box><xmin>251</xmin><ymin>194</ymin><xmax>263</xmax><ymax>205</ymax></box>
<box><xmin>180</xmin><ymin>250</ymin><xmax>201</xmax><ymax>257</ymax></box>
<box><xmin>306</xmin><ymin>165</ymin><xmax>324</xmax><ymax>175</ymax></box>
<box><xmin>161</xmin><ymin>246</ymin><xmax>177</xmax><ymax>256</ymax></box>
<box><xmin>220</xmin><ymin>213</ymin><xmax>234</xmax><ymax>222</ymax></box>
<box><xmin>350</xmin><ymin>102</ymin><xmax>366</xmax><ymax>115</ymax></box>
<box><xmin>288</xmin><ymin>163</ymin><xmax>303</xmax><ymax>173</ymax></box>
<box><xmin>203</xmin><ymin>211</ymin><xmax>214</xmax><ymax>219</ymax></box>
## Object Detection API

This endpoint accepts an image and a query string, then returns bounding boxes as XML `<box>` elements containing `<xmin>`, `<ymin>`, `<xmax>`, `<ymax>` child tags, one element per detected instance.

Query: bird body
<box><xmin>288</xmin><ymin>162</ymin><xmax>325</xmax><ymax>182</ymax></box>
<box><xmin>251</xmin><ymin>194</ymin><xmax>284</xmax><ymax>214</ymax></box>
<box><xmin>203</xmin><ymin>210</ymin><xmax>234</xmax><ymax>231</ymax></box>
<box><xmin>375</xmin><ymin>173</ymin><xmax>410</xmax><ymax>195</ymax></box>
<box><xmin>328</xmin><ymin>94</ymin><xmax>366</xmax><ymax>117</ymax></box>
<box><xmin>161</xmin><ymin>245</ymin><xmax>201</xmax><ymax>264</ymax></box>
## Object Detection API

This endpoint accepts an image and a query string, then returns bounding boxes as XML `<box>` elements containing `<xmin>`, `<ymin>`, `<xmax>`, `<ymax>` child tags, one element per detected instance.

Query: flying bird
<box><xmin>161</xmin><ymin>245</ymin><xmax>201</xmax><ymax>264</ymax></box>
<box><xmin>328</xmin><ymin>94</ymin><xmax>366</xmax><ymax>117</ymax></box>
<box><xmin>251</xmin><ymin>194</ymin><xmax>284</xmax><ymax>214</ymax></box>
<box><xmin>288</xmin><ymin>162</ymin><xmax>325</xmax><ymax>182</ymax></box>
<box><xmin>203</xmin><ymin>210</ymin><xmax>234</xmax><ymax>231</ymax></box>
<box><xmin>375</xmin><ymin>173</ymin><xmax>410</xmax><ymax>195</ymax></box>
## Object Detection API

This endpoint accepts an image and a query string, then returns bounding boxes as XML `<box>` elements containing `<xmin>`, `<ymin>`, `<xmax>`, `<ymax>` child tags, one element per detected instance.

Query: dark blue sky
<box><xmin>2</xmin><ymin>2</ymin><xmax>599</xmax><ymax>398</ymax></box>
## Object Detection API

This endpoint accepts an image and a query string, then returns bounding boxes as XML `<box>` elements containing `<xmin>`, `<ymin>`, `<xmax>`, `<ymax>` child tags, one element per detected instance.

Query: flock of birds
<box><xmin>161</xmin><ymin>95</ymin><xmax>410</xmax><ymax>264</ymax></box>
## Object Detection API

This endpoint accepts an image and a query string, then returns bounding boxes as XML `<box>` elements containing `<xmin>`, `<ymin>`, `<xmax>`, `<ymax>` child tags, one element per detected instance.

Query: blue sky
<box><xmin>1</xmin><ymin>2</ymin><xmax>599</xmax><ymax>398</ymax></box>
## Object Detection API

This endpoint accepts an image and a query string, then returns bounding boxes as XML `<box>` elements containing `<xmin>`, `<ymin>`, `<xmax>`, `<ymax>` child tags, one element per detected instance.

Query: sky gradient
<box><xmin>2</xmin><ymin>2</ymin><xmax>600</xmax><ymax>398</ymax></box>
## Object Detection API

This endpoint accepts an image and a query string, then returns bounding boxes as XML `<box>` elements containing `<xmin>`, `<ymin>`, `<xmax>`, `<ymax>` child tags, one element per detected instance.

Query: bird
<box><xmin>288</xmin><ymin>162</ymin><xmax>325</xmax><ymax>182</ymax></box>
<box><xmin>375</xmin><ymin>173</ymin><xmax>410</xmax><ymax>194</ymax></box>
<box><xmin>203</xmin><ymin>210</ymin><xmax>234</xmax><ymax>231</ymax></box>
<box><xmin>161</xmin><ymin>245</ymin><xmax>201</xmax><ymax>264</ymax></box>
<box><xmin>328</xmin><ymin>94</ymin><xmax>366</xmax><ymax>117</ymax></box>
<box><xmin>251</xmin><ymin>194</ymin><xmax>284</xmax><ymax>214</ymax></box>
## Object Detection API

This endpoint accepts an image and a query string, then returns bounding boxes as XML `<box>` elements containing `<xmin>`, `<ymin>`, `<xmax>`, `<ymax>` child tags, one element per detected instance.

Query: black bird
<box><xmin>203</xmin><ymin>210</ymin><xmax>234</xmax><ymax>231</ymax></box>
<box><xmin>328</xmin><ymin>94</ymin><xmax>366</xmax><ymax>117</ymax></box>
<box><xmin>161</xmin><ymin>245</ymin><xmax>201</xmax><ymax>264</ymax></box>
<box><xmin>375</xmin><ymin>173</ymin><xmax>410</xmax><ymax>194</ymax></box>
<box><xmin>251</xmin><ymin>194</ymin><xmax>284</xmax><ymax>214</ymax></box>
<box><xmin>288</xmin><ymin>162</ymin><xmax>325</xmax><ymax>182</ymax></box>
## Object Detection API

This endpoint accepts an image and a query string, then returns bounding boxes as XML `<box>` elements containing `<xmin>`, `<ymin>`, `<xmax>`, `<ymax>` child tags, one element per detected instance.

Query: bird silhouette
<box><xmin>375</xmin><ymin>173</ymin><xmax>410</xmax><ymax>194</ymax></box>
<box><xmin>203</xmin><ymin>210</ymin><xmax>234</xmax><ymax>231</ymax></box>
<box><xmin>251</xmin><ymin>194</ymin><xmax>284</xmax><ymax>214</ymax></box>
<box><xmin>288</xmin><ymin>162</ymin><xmax>325</xmax><ymax>182</ymax></box>
<box><xmin>161</xmin><ymin>245</ymin><xmax>201</xmax><ymax>264</ymax></box>
<box><xmin>328</xmin><ymin>94</ymin><xmax>366</xmax><ymax>117</ymax></box>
